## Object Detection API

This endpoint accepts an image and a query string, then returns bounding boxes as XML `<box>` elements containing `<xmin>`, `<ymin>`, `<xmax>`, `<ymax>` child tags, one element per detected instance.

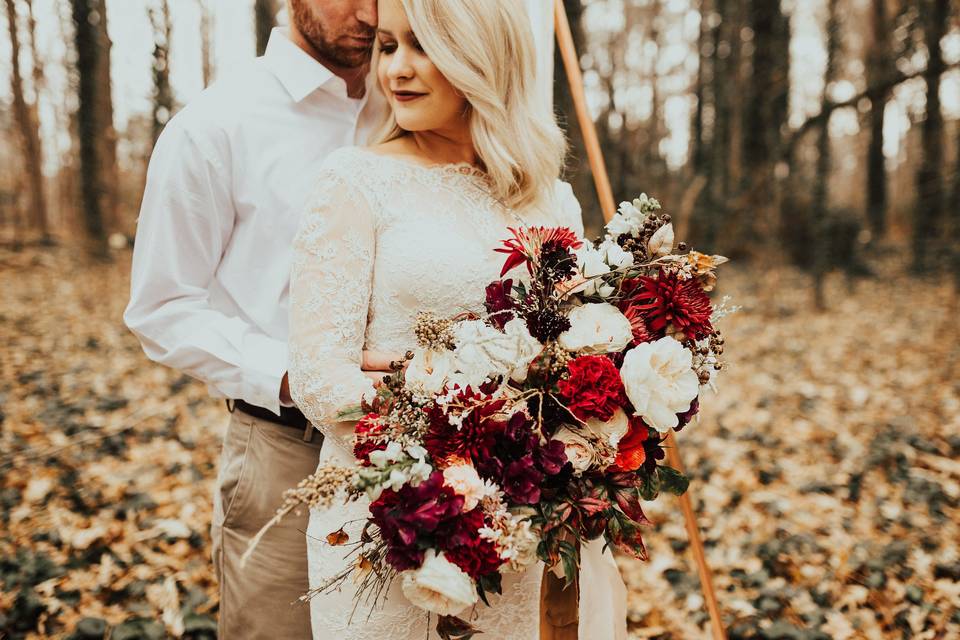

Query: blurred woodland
<box><xmin>2</xmin><ymin>0</ymin><xmax>960</xmax><ymax>639</ymax></box>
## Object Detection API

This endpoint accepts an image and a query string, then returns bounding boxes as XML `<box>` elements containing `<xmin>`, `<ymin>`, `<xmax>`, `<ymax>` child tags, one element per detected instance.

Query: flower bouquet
<box><xmin>250</xmin><ymin>194</ymin><xmax>732</xmax><ymax>638</ymax></box>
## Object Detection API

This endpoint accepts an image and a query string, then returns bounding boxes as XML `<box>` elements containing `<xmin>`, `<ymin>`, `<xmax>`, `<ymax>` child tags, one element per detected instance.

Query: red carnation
<box><xmin>354</xmin><ymin>413</ymin><xmax>387</xmax><ymax>466</ymax></box>
<box><xmin>557</xmin><ymin>355</ymin><xmax>628</xmax><ymax>422</ymax></box>
<box><xmin>424</xmin><ymin>388</ymin><xmax>507</xmax><ymax>466</ymax></box>
<box><xmin>495</xmin><ymin>226</ymin><xmax>583</xmax><ymax>276</ymax></box>
<box><xmin>628</xmin><ymin>270</ymin><xmax>714</xmax><ymax>340</ymax></box>
<box><xmin>445</xmin><ymin>537</ymin><xmax>504</xmax><ymax>580</ymax></box>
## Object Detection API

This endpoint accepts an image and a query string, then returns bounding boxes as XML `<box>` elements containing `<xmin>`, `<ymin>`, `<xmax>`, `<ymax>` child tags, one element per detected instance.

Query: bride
<box><xmin>288</xmin><ymin>0</ymin><xmax>627</xmax><ymax>637</ymax></box>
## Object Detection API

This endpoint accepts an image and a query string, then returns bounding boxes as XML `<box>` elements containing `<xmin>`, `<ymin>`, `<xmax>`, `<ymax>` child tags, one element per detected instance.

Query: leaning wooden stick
<box><xmin>550</xmin><ymin>1</ymin><xmax>728</xmax><ymax>638</ymax></box>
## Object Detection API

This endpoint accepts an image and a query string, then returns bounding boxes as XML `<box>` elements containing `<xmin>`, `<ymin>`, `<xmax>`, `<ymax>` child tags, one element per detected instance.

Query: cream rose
<box><xmin>400</xmin><ymin>550</ymin><xmax>478</xmax><ymax>616</ymax></box>
<box><xmin>442</xmin><ymin>463</ymin><xmax>494</xmax><ymax>511</ymax></box>
<box><xmin>620</xmin><ymin>337</ymin><xmax>699</xmax><ymax>432</ymax></box>
<box><xmin>405</xmin><ymin>349</ymin><xmax>456</xmax><ymax>395</ymax></box>
<box><xmin>586</xmin><ymin>408</ymin><xmax>630</xmax><ymax>448</ymax></box>
<box><xmin>558</xmin><ymin>303</ymin><xmax>633</xmax><ymax>354</ymax></box>
<box><xmin>450</xmin><ymin>318</ymin><xmax>542</xmax><ymax>387</ymax></box>
<box><xmin>553</xmin><ymin>427</ymin><xmax>595</xmax><ymax>475</ymax></box>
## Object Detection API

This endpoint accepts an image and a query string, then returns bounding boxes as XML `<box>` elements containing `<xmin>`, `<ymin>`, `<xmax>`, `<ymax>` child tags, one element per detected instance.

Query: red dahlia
<box><xmin>495</xmin><ymin>226</ymin><xmax>583</xmax><ymax>277</ymax></box>
<box><xmin>556</xmin><ymin>355</ymin><xmax>628</xmax><ymax>422</ymax></box>
<box><xmin>445</xmin><ymin>537</ymin><xmax>504</xmax><ymax>580</ymax></box>
<box><xmin>629</xmin><ymin>270</ymin><xmax>714</xmax><ymax>340</ymax></box>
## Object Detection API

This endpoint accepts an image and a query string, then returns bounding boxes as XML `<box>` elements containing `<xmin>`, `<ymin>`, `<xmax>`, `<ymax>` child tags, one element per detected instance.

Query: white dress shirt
<box><xmin>125</xmin><ymin>28</ymin><xmax>384</xmax><ymax>415</ymax></box>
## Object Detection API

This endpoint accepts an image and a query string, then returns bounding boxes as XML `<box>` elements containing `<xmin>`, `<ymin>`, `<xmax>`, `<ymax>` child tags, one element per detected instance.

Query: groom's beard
<box><xmin>289</xmin><ymin>0</ymin><xmax>375</xmax><ymax>69</ymax></box>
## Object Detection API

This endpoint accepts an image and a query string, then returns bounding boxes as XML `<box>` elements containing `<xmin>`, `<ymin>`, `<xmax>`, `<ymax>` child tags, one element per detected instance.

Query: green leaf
<box><xmin>657</xmin><ymin>465</ymin><xmax>690</xmax><ymax>496</ymax></box>
<box><xmin>638</xmin><ymin>470</ymin><xmax>660</xmax><ymax>501</ymax></box>
<box><xmin>335</xmin><ymin>404</ymin><xmax>366</xmax><ymax>421</ymax></box>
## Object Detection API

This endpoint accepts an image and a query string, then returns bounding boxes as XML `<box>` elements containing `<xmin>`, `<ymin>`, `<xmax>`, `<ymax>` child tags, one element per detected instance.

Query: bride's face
<box><xmin>375</xmin><ymin>0</ymin><xmax>469</xmax><ymax>135</ymax></box>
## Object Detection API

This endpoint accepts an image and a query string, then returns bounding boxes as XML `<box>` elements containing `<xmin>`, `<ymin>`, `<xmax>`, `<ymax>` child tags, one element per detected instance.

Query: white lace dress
<box><xmin>289</xmin><ymin>146</ymin><xmax>627</xmax><ymax>640</ymax></box>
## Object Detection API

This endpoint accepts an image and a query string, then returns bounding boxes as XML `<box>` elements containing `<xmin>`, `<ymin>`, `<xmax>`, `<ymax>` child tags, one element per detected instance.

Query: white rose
<box><xmin>553</xmin><ymin>427</ymin><xmax>595</xmax><ymax>475</ymax></box>
<box><xmin>405</xmin><ymin>349</ymin><xmax>456</xmax><ymax>395</ymax></box>
<box><xmin>586</xmin><ymin>408</ymin><xmax>630</xmax><ymax>448</ymax></box>
<box><xmin>400</xmin><ymin>550</ymin><xmax>478</xmax><ymax>616</ymax></box>
<box><xmin>620</xmin><ymin>337</ymin><xmax>699</xmax><ymax>432</ymax></box>
<box><xmin>442</xmin><ymin>463</ymin><xmax>494</xmax><ymax>511</ymax></box>
<box><xmin>558</xmin><ymin>303</ymin><xmax>633</xmax><ymax>354</ymax></box>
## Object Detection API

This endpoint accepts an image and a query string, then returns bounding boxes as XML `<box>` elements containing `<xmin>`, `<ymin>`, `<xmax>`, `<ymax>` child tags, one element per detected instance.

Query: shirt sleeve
<box><xmin>288</xmin><ymin>160</ymin><xmax>377</xmax><ymax>450</ymax></box>
<box><xmin>123</xmin><ymin>119</ymin><xmax>288</xmax><ymax>414</ymax></box>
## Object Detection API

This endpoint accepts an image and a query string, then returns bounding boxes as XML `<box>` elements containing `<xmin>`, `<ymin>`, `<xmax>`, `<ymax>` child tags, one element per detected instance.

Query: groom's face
<box><xmin>288</xmin><ymin>0</ymin><xmax>378</xmax><ymax>69</ymax></box>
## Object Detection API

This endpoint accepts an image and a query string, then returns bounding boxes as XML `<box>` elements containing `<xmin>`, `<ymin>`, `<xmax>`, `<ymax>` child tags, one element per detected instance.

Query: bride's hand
<box><xmin>361</xmin><ymin>350</ymin><xmax>407</xmax><ymax>386</ymax></box>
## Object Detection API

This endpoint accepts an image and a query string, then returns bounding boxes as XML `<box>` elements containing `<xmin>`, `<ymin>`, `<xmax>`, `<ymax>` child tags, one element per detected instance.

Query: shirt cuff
<box><xmin>242</xmin><ymin>332</ymin><xmax>288</xmax><ymax>416</ymax></box>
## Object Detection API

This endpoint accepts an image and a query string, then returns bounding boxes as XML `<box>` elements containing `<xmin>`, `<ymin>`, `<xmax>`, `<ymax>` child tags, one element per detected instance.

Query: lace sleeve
<box><xmin>289</xmin><ymin>163</ymin><xmax>377</xmax><ymax>452</ymax></box>
<box><xmin>555</xmin><ymin>180</ymin><xmax>585</xmax><ymax>237</ymax></box>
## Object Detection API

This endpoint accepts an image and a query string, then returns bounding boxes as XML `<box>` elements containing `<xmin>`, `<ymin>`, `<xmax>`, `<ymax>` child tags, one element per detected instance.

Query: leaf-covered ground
<box><xmin>1</xmin><ymin>246</ymin><xmax>958</xmax><ymax>639</ymax></box>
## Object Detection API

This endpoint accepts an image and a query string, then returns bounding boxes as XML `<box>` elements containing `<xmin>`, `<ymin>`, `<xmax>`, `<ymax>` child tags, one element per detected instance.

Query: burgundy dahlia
<box><xmin>629</xmin><ymin>270</ymin><xmax>714</xmax><ymax>340</ymax></box>
<box><xmin>502</xmin><ymin>455</ymin><xmax>544</xmax><ymax>504</ymax></box>
<box><xmin>556</xmin><ymin>355</ymin><xmax>628</xmax><ymax>422</ymax></box>
<box><xmin>424</xmin><ymin>388</ymin><xmax>507</xmax><ymax>466</ymax></box>
<box><xmin>368</xmin><ymin>472</ymin><xmax>465</xmax><ymax>571</ymax></box>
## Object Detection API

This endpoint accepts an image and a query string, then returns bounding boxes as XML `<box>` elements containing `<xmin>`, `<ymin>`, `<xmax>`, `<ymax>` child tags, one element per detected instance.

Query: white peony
<box><xmin>450</xmin><ymin>318</ymin><xmax>542</xmax><ymax>387</ymax></box>
<box><xmin>553</xmin><ymin>427</ymin><xmax>595</xmax><ymax>474</ymax></box>
<box><xmin>400</xmin><ymin>550</ymin><xmax>478</xmax><ymax>616</ymax></box>
<box><xmin>558</xmin><ymin>303</ymin><xmax>633</xmax><ymax>354</ymax></box>
<box><xmin>620</xmin><ymin>337</ymin><xmax>699</xmax><ymax>432</ymax></box>
<box><xmin>442</xmin><ymin>463</ymin><xmax>496</xmax><ymax>511</ymax></box>
<box><xmin>405</xmin><ymin>349</ymin><xmax>456</xmax><ymax>395</ymax></box>
<box><xmin>586</xmin><ymin>408</ymin><xmax>630</xmax><ymax>448</ymax></box>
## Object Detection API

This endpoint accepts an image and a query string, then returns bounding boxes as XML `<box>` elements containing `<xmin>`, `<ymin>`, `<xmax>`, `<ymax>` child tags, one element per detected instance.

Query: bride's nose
<box><xmin>386</xmin><ymin>47</ymin><xmax>415</xmax><ymax>81</ymax></box>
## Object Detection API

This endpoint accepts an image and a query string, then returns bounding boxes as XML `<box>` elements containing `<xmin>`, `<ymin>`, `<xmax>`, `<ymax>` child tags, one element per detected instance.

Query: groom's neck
<box><xmin>287</xmin><ymin>26</ymin><xmax>369</xmax><ymax>99</ymax></box>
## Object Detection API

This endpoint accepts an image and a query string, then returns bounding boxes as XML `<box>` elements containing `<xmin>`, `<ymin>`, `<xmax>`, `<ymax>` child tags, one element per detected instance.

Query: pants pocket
<box><xmin>219</xmin><ymin>413</ymin><xmax>255</xmax><ymax>530</ymax></box>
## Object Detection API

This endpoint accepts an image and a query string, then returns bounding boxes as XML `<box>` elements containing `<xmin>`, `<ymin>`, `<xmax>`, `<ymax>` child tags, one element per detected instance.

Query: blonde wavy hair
<box><xmin>373</xmin><ymin>0</ymin><xmax>566</xmax><ymax>212</ymax></box>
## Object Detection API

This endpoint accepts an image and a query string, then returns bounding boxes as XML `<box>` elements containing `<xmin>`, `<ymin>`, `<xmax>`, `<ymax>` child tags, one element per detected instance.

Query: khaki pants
<box><xmin>211</xmin><ymin>409</ymin><xmax>323</xmax><ymax>639</ymax></box>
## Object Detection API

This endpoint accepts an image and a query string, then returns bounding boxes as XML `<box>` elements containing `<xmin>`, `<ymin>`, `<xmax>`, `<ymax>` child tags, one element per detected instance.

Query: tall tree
<box><xmin>812</xmin><ymin>0</ymin><xmax>841</xmax><ymax>309</ymax></box>
<box><xmin>5</xmin><ymin>0</ymin><xmax>50</xmax><ymax>242</ymax></box>
<box><xmin>952</xmin><ymin>121</ymin><xmax>960</xmax><ymax>292</ymax></box>
<box><xmin>93</xmin><ymin>0</ymin><xmax>119</xmax><ymax>231</ymax></box>
<box><xmin>71</xmin><ymin>0</ymin><xmax>114</xmax><ymax>258</ymax></box>
<box><xmin>864</xmin><ymin>0</ymin><xmax>894</xmax><ymax>241</ymax></box>
<box><xmin>150</xmin><ymin>0</ymin><xmax>175</xmax><ymax>147</ymax></box>
<box><xmin>254</xmin><ymin>0</ymin><xmax>277</xmax><ymax>56</ymax></box>
<box><xmin>911</xmin><ymin>0</ymin><xmax>948</xmax><ymax>272</ymax></box>
<box><xmin>740</xmin><ymin>0</ymin><xmax>790</xmax><ymax>248</ymax></box>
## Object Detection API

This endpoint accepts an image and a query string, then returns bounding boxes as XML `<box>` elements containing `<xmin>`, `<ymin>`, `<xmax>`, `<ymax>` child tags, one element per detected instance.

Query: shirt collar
<box><xmin>262</xmin><ymin>28</ymin><xmax>342</xmax><ymax>103</ymax></box>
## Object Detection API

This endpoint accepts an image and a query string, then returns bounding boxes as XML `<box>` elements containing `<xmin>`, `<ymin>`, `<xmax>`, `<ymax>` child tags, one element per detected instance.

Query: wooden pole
<box><xmin>553</xmin><ymin>2</ymin><xmax>728</xmax><ymax>639</ymax></box>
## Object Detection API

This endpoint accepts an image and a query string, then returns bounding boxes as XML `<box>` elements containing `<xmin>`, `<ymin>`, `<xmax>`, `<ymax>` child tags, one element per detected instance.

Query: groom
<box><xmin>124</xmin><ymin>1</ymin><xmax>388</xmax><ymax>637</ymax></box>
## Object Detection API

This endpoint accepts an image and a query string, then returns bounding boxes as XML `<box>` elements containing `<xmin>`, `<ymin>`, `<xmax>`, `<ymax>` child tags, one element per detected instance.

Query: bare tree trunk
<box><xmin>691</xmin><ymin>0</ymin><xmax>708</xmax><ymax>176</ymax></box>
<box><xmin>93</xmin><ymin>0</ymin><xmax>119</xmax><ymax>233</ymax></box>
<box><xmin>911</xmin><ymin>0</ymin><xmax>947</xmax><ymax>273</ymax></box>
<box><xmin>812</xmin><ymin>0</ymin><xmax>841</xmax><ymax>310</ymax></box>
<box><xmin>952</xmin><ymin>120</ymin><xmax>960</xmax><ymax>292</ymax></box>
<box><xmin>864</xmin><ymin>0</ymin><xmax>893</xmax><ymax>242</ymax></box>
<box><xmin>254</xmin><ymin>0</ymin><xmax>277</xmax><ymax>56</ymax></box>
<box><xmin>150</xmin><ymin>0</ymin><xmax>175</xmax><ymax>147</ymax></box>
<box><xmin>5</xmin><ymin>0</ymin><xmax>50</xmax><ymax>242</ymax></box>
<box><xmin>197</xmin><ymin>0</ymin><xmax>214</xmax><ymax>87</ymax></box>
<box><xmin>71</xmin><ymin>0</ymin><xmax>110</xmax><ymax>259</ymax></box>
<box><xmin>741</xmin><ymin>0</ymin><xmax>789</xmax><ymax>249</ymax></box>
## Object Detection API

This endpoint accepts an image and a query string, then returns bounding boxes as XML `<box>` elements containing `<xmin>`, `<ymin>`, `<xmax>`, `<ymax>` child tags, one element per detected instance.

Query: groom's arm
<box><xmin>124</xmin><ymin>119</ymin><xmax>288</xmax><ymax>415</ymax></box>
